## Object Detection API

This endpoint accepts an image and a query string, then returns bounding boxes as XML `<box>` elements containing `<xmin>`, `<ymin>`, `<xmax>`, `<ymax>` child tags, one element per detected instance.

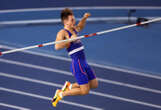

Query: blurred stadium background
<box><xmin>0</xmin><ymin>0</ymin><xmax>161</xmax><ymax>110</ymax></box>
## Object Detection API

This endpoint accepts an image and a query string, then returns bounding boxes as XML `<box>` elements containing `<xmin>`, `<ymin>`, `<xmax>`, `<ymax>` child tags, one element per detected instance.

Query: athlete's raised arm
<box><xmin>75</xmin><ymin>13</ymin><xmax>91</xmax><ymax>32</ymax></box>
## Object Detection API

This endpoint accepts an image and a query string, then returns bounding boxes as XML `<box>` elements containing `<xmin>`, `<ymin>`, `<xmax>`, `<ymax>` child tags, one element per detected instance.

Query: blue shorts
<box><xmin>71</xmin><ymin>58</ymin><xmax>96</xmax><ymax>85</ymax></box>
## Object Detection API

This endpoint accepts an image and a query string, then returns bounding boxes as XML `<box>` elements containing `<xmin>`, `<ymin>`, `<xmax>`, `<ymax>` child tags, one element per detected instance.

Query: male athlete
<box><xmin>52</xmin><ymin>8</ymin><xmax>98</xmax><ymax>107</ymax></box>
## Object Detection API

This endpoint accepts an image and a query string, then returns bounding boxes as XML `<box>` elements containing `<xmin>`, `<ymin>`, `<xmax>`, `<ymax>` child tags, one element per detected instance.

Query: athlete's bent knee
<box><xmin>90</xmin><ymin>80</ymin><xmax>98</xmax><ymax>89</ymax></box>
<box><xmin>91</xmin><ymin>84</ymin><xmax>98</xmax><ymax>89</ymax></box>
<box><xmin>92</xmin><ymin>84</ymin><xmax>98</xmax><ymax>89</ymax></box>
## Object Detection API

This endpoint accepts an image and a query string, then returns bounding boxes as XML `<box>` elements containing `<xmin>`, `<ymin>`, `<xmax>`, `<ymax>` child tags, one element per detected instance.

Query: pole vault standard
<box><xmin>0</xmin><ymin>17</ymin><xmax>161</xmax><ymax>56</ymax></box>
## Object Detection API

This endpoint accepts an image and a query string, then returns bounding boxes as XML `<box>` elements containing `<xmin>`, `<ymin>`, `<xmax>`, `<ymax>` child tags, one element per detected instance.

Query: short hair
<box><xmin>61</xmin><ymin>8</ymin><xmax>73</xmax><ymax>24</ymax></box>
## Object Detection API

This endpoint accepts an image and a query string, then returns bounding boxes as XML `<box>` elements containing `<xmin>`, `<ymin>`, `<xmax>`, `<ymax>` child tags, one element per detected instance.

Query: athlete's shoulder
<box><xmin>56</xmin><ymin>29</ymin><xmax>70</xmax><ymax>40</ymax></box>
<box><xmin>58</xmin><ymin>29</ymin><xmax>66</xmax><ymax>34</ymax></box>
<box><xmin>57</xmin><ymin>29</ymin><xmax>67</xmax><ymax>36</ymax></box>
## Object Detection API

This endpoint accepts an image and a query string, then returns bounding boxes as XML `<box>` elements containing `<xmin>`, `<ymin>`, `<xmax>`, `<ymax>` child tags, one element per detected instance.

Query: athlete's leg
<box><xmin>89</xmin><ymin>78</ymin><xmax>98</xmax><ymax>89</ymax></box>
<box><xmin>63</xmin><ymin>59</ymin><xmax>91</xmax><ymax>96</ymax></box>
<box><xmin>71</xmin><ymin>82</ymin><xmax>80</xmax><ymax>89</ymax></box>
<box><xmin>71</xmin><ymin>79</ymin><xmax>98</xmax><ymax>89</ymax></box>
<box><xmin>65</xmin><ymin>79</ymin><xmax>97</xmax><ymax>90</ymax></box>
<box><xmin>62</xmin><ymin>83</ymin><xmax>90</xmax><ymax>97</ymax></box>
<box><xmin>84</xmin><ymin>61</ymin><xmax>98</xmax><ymax>89</ymax></box>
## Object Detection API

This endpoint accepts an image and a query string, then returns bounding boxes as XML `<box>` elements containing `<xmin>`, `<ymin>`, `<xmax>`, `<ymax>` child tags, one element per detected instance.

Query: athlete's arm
<box><xmin>55</xmin><ymin>30</ymin><xmax>70</xmax><ymax>50</ymax></box>
<box><xmin>75</xmin><ymin>13</ymin><xmax>91</xmax><ymax>32</ymax></box>
<box><xmin>55</xmin><ymin>30</ymin><xmax>77</xmax><ymax>50</ymax></box>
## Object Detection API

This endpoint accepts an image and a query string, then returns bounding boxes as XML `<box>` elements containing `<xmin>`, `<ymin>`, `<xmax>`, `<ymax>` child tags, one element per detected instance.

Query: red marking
<box><xmin>38</xmin><ymin>44</ymin><xmax>43</xmax><ymax>47</ymax></box>
<box><xmin>84</xmin><ymin>35</ymin><xmax>88</xmax><ymax>37</ymax></box>
<box><xmin>84</xmin><ymin>33</ymin><xmax>97</xmax><ymax>37</ymax></box>
<box><xmin>0</xmin><ymin>52</ymin><xmax>2</xmax><ymax>56</ymax></box>
<box><xmin>136</xmin><ymin>23</ymin><xmax>141</xmax><ymax>26</ymax></box>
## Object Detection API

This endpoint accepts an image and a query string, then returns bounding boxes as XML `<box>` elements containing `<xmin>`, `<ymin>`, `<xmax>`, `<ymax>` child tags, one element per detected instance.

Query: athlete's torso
<box><xmin>64</xmin><ymin>28</ymin><xmax>85</xmax><ymax>60</ymax></box>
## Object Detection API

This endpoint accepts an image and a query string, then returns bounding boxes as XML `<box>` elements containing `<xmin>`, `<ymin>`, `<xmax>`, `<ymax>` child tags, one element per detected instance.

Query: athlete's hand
<box><xmin>71</xmin><ymin>34</ymin><xmax>77</xmax><ymax>38</ymax></box>
<box><xmin>83</xmin><ymin>13</ymin><xmax>91</xmax><ymax>19</ymax></box>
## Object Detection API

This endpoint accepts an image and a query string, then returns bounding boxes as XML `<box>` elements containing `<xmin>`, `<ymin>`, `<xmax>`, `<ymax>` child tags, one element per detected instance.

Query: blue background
<box><xmin>0</xmin><ymin>8</ymin><xmax>161</xmax><ymax>75</ymax></box>
<box><xmin>1</xmin><ymin>1</ymin><xmax>161</xmax><ymax>110</ymax></box>
<box><xmin>0</xmin><ymin>0</ymin><xmax>161</xmax><ymax>10</ymax></box>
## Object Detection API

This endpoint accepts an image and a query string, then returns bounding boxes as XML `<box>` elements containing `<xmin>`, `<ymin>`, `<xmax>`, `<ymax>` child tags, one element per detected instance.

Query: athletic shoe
<box><xmin>51</xmin><ymin>89</ymin><xmax>62</xmax><ymax>107</ymax></box>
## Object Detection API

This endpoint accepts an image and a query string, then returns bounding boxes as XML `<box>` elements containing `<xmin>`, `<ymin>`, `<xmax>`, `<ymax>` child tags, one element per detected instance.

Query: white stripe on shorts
<box><xmin>68</xmin><ymin>46</ymin><xmax>84</xmax><ymax>55</ymax></box>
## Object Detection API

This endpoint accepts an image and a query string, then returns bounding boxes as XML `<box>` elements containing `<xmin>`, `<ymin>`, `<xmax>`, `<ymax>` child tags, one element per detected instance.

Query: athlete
<box><xmin>52</xmin><ymin>8</ymin><xmax>98</xmax><ymax>107</ymax></box>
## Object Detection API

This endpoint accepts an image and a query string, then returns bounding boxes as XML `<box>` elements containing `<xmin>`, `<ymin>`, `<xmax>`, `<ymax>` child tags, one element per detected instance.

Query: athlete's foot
<box><xmin>51</xmin><ymin>89</ymin><xmax>63</xmax><ymax>107</ymax></box>
<box><xmin>62</xmin><ymin>81</ymin><xmax>72</xmax><ymax>92</ymax></box>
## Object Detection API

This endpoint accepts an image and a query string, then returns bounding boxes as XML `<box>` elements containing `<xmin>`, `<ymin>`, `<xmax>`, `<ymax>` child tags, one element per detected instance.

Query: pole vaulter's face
<box><xmin>65</xmin><ymin>15</ymin><xmax>76</xmax><ymax>28</ymax></box>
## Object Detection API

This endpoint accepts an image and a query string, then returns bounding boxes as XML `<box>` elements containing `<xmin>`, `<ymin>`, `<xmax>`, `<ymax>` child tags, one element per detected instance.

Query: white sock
<box><xmin>69</xmin><ymin>84</ymin><xmax>72</xmax><ymax>90</ymax></box>
<box><xmin>59</xmin><ymin>92</ymin><xmax>63</xmax><ymax>98</ymax></box>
